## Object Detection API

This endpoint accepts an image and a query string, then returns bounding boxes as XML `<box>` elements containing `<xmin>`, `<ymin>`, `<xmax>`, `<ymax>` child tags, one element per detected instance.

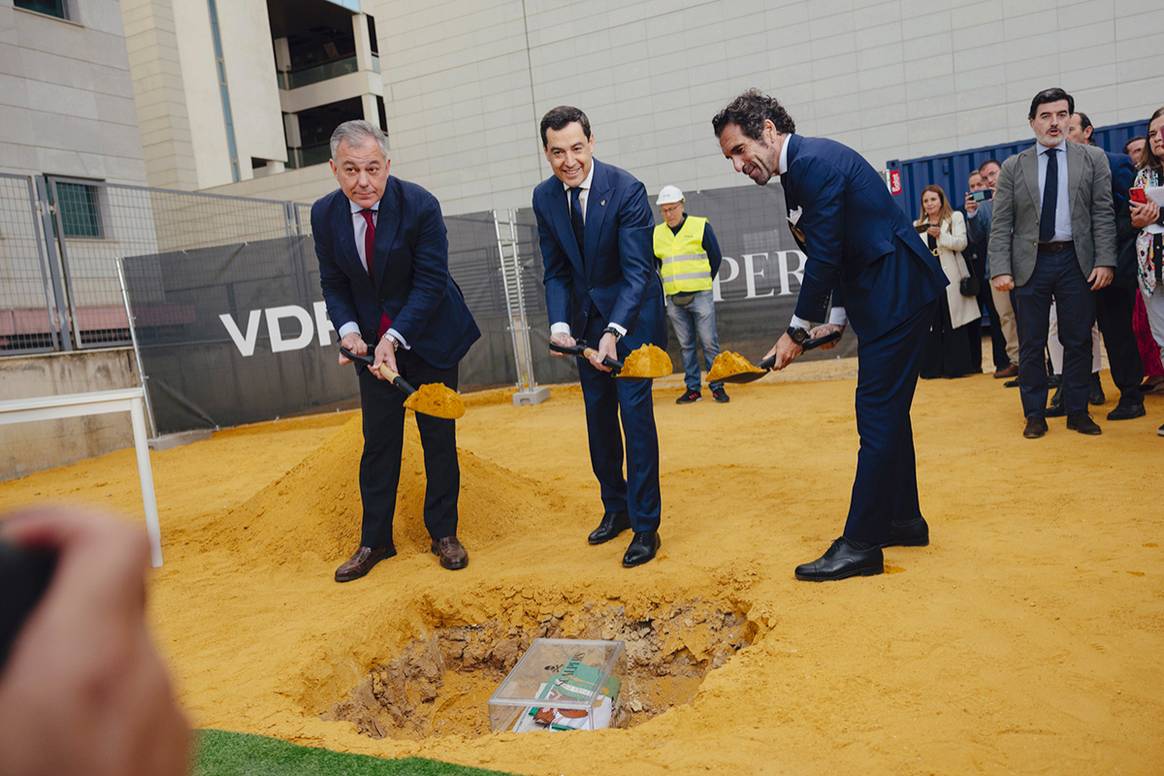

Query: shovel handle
<box><xmin>804</xmin><ymin>330</ymin><xmax>842</xmax><ymax>350</ymax></box>
<box><xmin>340</xmin><ymin>346</ymin><xmax>416</xmax><ymax>395</ymax></box>
<box><xmin>376</xmin><ymin>364</ymin><xmax>417</xmax><ymax>396</ymax></box>
<box><xmin>549</xmin><ymin>340</ymin><xmax>622</xmax><ymax>372</ymax></box>
<box><xmin>753</xmin><ymin>330</ymin><xmax>842</xmax><ymax>373</ymax></box>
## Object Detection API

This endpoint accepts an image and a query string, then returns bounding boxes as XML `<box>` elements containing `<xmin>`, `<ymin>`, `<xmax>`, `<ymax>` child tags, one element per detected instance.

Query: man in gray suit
<box><xmin>988</xmin><ymin>88</ymin><xmax>1117</xmax><ymax>439</ymax></box>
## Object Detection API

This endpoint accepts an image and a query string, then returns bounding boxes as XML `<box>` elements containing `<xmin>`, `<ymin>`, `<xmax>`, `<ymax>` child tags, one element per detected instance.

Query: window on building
<box><xmin>55</xmin><ymin>182</ymin><xmax>103</xmax><ymax>239</ymax></box>
<box><xmin>14</xmin><ymin>0</ymin><xmax>69</xmax><ymax>20</ymax></box>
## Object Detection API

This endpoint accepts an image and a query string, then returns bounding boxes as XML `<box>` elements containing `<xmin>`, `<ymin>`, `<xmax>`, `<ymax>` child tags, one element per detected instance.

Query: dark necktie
<box><xmin>1039</xmin><ymin>147</ymin><xmax>1058</xmax><ymax>243</ymax></box>
<box><xmin>569</xmin><ymin>186</ymin><xmax>585</xmax><ymax>254</ymax></box>
<box><xmin>359</xmin><ymin>208</ymin><xmax>391</xmax><ymax>338</ymax></box>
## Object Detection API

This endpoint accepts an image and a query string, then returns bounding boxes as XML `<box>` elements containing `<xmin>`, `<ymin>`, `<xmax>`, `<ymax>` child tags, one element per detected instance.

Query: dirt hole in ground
<box><xmin>324</xmin><ymin>597</ymin><xmax>757</xmax><ymax>739</ymax></box>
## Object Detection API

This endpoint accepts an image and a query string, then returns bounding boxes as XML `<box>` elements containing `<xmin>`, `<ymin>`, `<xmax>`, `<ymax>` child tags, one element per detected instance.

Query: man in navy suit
<box><xmin>312</xmin><ymin>120</ymin><xmax>480</xmax><ymax>581</ymax></box>
<box><xmin>531</xmin><ymin>106</ymin><xmax>667</xmax><ymax>568</ymax></box>
<box><xmin>1067</xmin><ymin>111</ymin><xmax>1146</xmax><ymax>420</ymax></box>
<box><xmin>713</xmin><ymin>90</ymin><xmax>948</xmax><ymax>582</ymax></box>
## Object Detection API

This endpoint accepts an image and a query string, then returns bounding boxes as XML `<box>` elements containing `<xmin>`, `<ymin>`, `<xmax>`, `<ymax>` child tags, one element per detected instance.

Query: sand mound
<box><xmin>183</xmin><ymin>417</ymin><xmax>553</xmax><ymax>565</ymax></box>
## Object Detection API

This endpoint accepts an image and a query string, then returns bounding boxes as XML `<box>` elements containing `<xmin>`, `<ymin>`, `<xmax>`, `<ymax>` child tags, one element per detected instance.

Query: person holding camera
<box><xmin>966</xmin><ymin>159</ymin><xmax>1021</xmax><ymax>380</ymax></box>
<box><xmin>964</xmin><ymin>171</ymin><xmax>1007</xmax><ymax>375</ymax></box>
<box><xmin>916</xmin><ymin>185</ymin><xmax>981</xmax><ymax>378</ymax></box>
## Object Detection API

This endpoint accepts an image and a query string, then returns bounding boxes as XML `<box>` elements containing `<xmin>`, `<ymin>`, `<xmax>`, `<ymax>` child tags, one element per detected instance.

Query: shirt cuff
<box><xmin>966</xmin><ymin>209</ymin><xmax>978</xmax><ymax>219</ymax></box>
<box><xmin>550</xmin><ymin>322</ymin><xmax>571</xmax><ymax>337</ymax></box>
<box><xmin>789</xmin><ymin>315</ymin><xmax>812</xmax><ymax>330</ymax></box>
<box><xmin>606</xmin><ymin>322</ymin><xmax>627</xmax><ymax>337</ymax></box>
<box><xmin>828</xmin><ymin>307</ymin><xmax>848</xmax><ymax>326</ymax></box>
<box><xmin>386</xmin><ymin>327</ymin><xmax>409</xmax><ymax>350</ymax></box>
<box><xmin>338</xmin><ymin>321</ymin><xmax>360</xmax><ymax>339</ymax></box>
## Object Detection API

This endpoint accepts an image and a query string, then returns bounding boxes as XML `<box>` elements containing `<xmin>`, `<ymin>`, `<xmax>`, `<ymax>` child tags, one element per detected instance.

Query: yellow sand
<box><xmin>403</xmin><ymin>383</ymin><xmax>466</xmax><ymax>420</ymax></box>
<box><xmin>1</xmin><ymin>366</ymin><xmax>1162</xmax><ymax>775</ymax></box>
<box><xmin>706</xmin><ymin>350</ymin><xmax>766</xmax><ymax>383</ymax></box>
<box><xmin>619</xmin><ymin>344</ymin><xmax>672</xmax><ymax>378</ymax></box>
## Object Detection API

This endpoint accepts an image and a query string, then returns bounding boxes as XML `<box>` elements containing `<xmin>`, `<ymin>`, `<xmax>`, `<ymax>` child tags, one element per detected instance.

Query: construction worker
<box><xmin>653</xmin><ymin>186</ymin><xmax>727</xmax><ymax>403</ymax></box>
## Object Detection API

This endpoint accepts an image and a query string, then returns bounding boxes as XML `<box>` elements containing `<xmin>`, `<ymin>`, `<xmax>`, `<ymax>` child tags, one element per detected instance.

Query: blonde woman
<box><xmin>915</xmin><ymin>184</ymin><xmax>982</xmax><ymax>378</ymax></box>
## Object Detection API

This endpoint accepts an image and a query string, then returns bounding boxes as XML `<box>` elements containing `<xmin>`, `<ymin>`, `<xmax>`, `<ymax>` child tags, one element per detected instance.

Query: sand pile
<box><xmin>2</xmin><ymin>365</ymin><xmax>1162</xmax><ymax>775</ymax></box>
<box><xmin>177</xmin><ymin>416</ymin><xmax>555</xmax><ymax>565</ymax></box>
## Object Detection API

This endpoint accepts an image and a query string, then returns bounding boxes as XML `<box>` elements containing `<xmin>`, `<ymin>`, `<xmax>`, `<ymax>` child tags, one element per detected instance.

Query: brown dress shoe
<box><xmin>431</xmin><ymin>536</ymin><xmax>469</xmax><ymax>570</ymax></box>
<box><xmin>993</xmin><ymin>363</ymin><xmax>1019</xmax><ymax>379</ymax></box>
<box><xmin>334</xmin><ymin>545</ymin><xmax>394</xmax><ymax>583</ymax></box>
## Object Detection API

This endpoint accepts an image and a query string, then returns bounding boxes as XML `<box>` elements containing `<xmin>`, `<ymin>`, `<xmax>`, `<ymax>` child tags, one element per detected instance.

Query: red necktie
<box><xmin>359</xmin><ymin>209</ymin><xmax>391</xmax><ymax>339</ymax></box>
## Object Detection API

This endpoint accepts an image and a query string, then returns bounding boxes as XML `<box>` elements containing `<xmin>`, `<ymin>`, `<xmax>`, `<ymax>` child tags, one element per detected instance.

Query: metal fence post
<box><xmin>494</xmin><ymin>208</ymin><xmax>548</xmax><ymax>406</ymax></box>
<box><xmin>31</xmin><ymin>175</ymin><xmax>73</xmax><ymax>351</ymax></box>
<box><xmin>117</xmin><ymin>257</ymin><xmax>157</xmax><ymax>439</ymax></box>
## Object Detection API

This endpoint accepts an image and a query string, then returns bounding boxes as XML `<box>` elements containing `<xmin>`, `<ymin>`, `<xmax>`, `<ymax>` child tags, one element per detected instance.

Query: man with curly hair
<box><xmin>713</xmin><ymin>89</ymin><xmax>948</xmax><ymax>582</ymax></box>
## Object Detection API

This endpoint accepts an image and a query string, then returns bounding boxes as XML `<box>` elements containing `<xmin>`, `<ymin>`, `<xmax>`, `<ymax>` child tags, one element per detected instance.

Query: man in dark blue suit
<box><xmin>531</xmin><ymin>106</ymin><xmax>667</xmax><ymax>568</ymax></box>
<box><xmin>312</xmin><ymin>120</ymin><xmax>480</xmax><ymax>581</ymax></box>
<box><xmin>713</xmin><ymin>90</ymin><xmax>948</xmax><ymax>581</ymax></box>
<box><xmin>1068</xmin><ymin>111</ymin><xmax>1145</xmax><ymax>419</ymax></box>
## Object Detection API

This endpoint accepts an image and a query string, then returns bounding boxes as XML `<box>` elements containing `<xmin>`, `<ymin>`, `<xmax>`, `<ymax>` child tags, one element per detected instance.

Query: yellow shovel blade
<box><xmin>402</xmin><ymin>383</ymin><xmax>466</xmax><ymax>420</ymax></box>
<box><xmin>706</xmin><ymin>351</ymin><xmax>766</xmax><ymax>384</ymax></box>
<box><xmin>617</xmin><ymin>344</ymin><xmax>673</xmax><ymax>379</ymax></box>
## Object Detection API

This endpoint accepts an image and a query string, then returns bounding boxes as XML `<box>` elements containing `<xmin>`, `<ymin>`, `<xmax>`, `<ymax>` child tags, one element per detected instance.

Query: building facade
<box><xmin>1</xmin><ymin>0</ymin><xmax>147</xmax><ymax>184</ymax></box>
<box><xmin>149</xmin><ymin>0</ymin><xmax>1163</xmax><ymax>214</ymax></box>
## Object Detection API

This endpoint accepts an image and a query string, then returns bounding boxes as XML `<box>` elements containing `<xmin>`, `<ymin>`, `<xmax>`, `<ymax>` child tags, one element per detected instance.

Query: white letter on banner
<box><xmin>713</xmin><ymin>256</ymin><xmax>739</xmax><ymax>302</ymax></box>
<box><xmin>313</xmin><ymin>301</ymin><xmax>335</xmax><ymax>346</ymax></box>
<box><xmin>265</xmin><ymin>305</ymin><xmax>314</xmax><ymax>353</ymax></box>
<box><xmin>742</xmin><ymin>253</ymin><xmax>774</xmax><ymax>299</ymax></box>
<box><xmin>776</xmin><ymin>250</ymin><xmax>806</xmax><ymax>297</ymax></box>
<box><xmin>219</xmin><ymin>310</ymin><xmax>262</xmax><ymax>357</ymax></box>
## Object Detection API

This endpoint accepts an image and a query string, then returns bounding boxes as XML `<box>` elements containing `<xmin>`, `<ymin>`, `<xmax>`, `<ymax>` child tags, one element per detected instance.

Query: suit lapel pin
<box><xmin>600</xmin><ymin>199</ymin><xmax>606</xmax><ymax>206</ymax></box>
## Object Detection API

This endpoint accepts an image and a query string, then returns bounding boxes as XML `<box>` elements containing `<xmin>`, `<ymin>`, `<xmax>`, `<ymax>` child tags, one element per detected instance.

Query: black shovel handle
<box><xmin>549</xmin><ymin>339</ymin><xmax>623</xmax><ymax>372</ymax></box>
<box><xmin>804</xmin><ymin>330</ymin><xmax>843</xmax><ymax>351</ymax></box>
<box><xmin>339</xmin><ymin>346</ymin><xmax>417</xmax><ymax>395</ymax></box>
<box><xmin>755</xmin><ymin>331</ymin><xmax>843</xmax><ymax>372</ymax></box>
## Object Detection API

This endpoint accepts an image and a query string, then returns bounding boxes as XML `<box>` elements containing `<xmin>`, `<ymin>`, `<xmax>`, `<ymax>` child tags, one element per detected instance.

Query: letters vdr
<box><xmin>218</xmin><ymin>250</ymin><xmax>806</xmax><ymax>357</ymax></box>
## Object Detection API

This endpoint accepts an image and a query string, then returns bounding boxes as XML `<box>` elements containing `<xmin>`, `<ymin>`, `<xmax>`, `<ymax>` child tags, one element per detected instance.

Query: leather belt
<box><xmin>1037</xmin><ymin>240</ymin><xmax>1073</xmax><ymax>253</ymax></box>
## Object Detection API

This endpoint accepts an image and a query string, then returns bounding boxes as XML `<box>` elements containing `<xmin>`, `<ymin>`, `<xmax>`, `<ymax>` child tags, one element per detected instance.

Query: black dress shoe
<box><xmin>1045</xmin><ymin>386</ymin><xmax>1065</xmax><ymax>417</ymax></box>
<box><xmin>1066</xmin><ymin>413</ymin><xmax>1102</xmax><ymax>435</ymax></box>
<box><xmin>431</xmin><ymin>536</ymin><xmax>469</xmax><ymax>570</ymax></box>
<box><xmin>795</xmin><ymin>537</ymin><xmax>883</xmax><ymax>582</ymax></box>
<box><xmin>1107</xmin><ymin>402</ymin><xmax>1146</xmax><ymax>421</ymax></box>
<box><xmin>1023</xmin><ymin>416</ymin><xmax>1048</xmax><ymax>439</ymax></box>
<box><xmin>882</xmin><ymin>517</ymin><xmax>929</xmax><ymax>547</ymax></box>
<box><xmin>1003</xmin><ymin>378</ymin><xmax>1019</xmax><ymax>388</ymax></box>
<box><xmin>588</xmin><ymin>510</ymin><xmax>630</xmax><ymax>545</ymax></box>
<box><xmin>622</xmin><ymin>531</ymin><xmax>660</xmax><ymax>567</ymax></box>
<box><xmin>1089</xmin><ymin>373</ymin><xmax>1106</xmax><ymax>406</ymax></box>
<box><xmin>335</xmin><ymin>545</ymin><xmax>395</xmax><ymax>583</ymax></box>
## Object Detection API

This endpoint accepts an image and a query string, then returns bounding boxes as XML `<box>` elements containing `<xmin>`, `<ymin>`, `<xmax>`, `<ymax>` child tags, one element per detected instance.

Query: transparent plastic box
<box><xmin>488</xmin><ymin>638</ymin><xmax>625</xmax><ymax>733</ymax></box>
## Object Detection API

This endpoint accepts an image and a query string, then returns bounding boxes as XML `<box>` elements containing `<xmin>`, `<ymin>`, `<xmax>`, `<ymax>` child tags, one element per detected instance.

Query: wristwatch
<box><xmin>603</xmin><ymin>326</ymin><xmax>623</xmax><ymax>341</ymax></box>
<box><xmin>786</xmin><ymin>326</ymin><xmax>810</xmax><ymax>345</ymax></box>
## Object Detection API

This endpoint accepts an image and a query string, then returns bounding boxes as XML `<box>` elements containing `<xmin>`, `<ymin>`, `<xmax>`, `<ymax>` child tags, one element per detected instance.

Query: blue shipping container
<box><xmin>886</xmin><ymin>119</ymin><xmax>1148</xmax><ymax>217</ymax></box>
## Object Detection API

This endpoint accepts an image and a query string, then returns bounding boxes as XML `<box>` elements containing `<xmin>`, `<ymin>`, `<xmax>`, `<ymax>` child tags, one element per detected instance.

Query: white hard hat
<box><xmin>656</xmin><ymin>185</ymin><xmax>684</xmax><ymax>206</ymax></box>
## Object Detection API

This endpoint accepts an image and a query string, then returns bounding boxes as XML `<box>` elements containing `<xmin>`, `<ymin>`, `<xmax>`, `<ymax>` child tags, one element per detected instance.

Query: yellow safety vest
<box><xmin>653</xmin><ymin>216</ymin><xmax>712</xmax><ymax>296</ymax></box>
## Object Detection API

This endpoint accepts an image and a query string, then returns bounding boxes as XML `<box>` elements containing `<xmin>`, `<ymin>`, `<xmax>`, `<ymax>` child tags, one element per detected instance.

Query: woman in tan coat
<box><xmin>915</xmin><ymin>184</ymin><xmax>982</xmax><ymax>378</ymax></box>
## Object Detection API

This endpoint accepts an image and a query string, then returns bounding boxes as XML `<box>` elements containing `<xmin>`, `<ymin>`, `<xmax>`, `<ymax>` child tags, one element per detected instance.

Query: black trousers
<box><xmin>1013</xmin><ymin>246</ymin><xmax>1095</xmax><ymax>418</ymax></box>
<box><xmin>843</xmin><ymin>301</ymin><xmax>935</xmax><ymax>546</ymax></box>
<box><xmin>356</xmin><ymin>349</ymin><xmax>460</xmax><ymax>547</ymax></box>
<box><xmin>1094</xmin><ymin>284</ymin><xmax>1144</xmax><ymax>404</ymax></box>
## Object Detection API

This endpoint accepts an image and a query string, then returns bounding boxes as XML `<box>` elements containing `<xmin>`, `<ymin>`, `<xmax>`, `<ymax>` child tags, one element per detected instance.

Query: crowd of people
<box><xmin>908</xmin><ymin>92</ymin><xmax>1164</xmax><ymax>439</ymax></box>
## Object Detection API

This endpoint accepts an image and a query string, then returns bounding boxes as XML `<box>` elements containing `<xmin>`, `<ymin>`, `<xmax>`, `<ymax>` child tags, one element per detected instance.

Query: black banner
<box><xmin>122</xmin><ymin>183</ymin><xmax>850</xmax><ymax>435</ymax></box>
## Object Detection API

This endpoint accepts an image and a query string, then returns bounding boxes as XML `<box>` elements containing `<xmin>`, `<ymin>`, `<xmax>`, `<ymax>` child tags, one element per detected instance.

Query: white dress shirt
<box><xmin>549</xmin><ymin>163</ymin><xmax>627</xmax><ymax>339</ymax></box>
<box><xmin>336</xmin><ymin>197</ymin><xmax>408</xmax><ymax>349</ymax></box>
<box><xmin>1036</xmin><ymin>138</ymin><xmax>1072</xmax><ymax>242</ymax></box>
<box><xmin>781</xmin><ymin>133</ymin><xmax>848</xmax><ymax>332</ymax></box>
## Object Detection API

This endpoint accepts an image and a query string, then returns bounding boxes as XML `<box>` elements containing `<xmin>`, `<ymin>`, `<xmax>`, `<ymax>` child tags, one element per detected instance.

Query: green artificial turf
<box><xmin>194</xmin><ymin>729</ymin><xmax>516</xmax><ymax>776</ymax></box>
